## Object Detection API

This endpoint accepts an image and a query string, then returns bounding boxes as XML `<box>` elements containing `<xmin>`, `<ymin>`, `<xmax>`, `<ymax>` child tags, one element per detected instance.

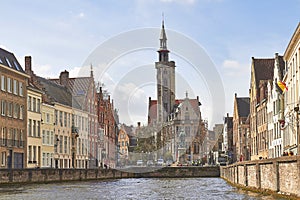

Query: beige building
<box><xmin>283</xmin><ymin>22</ymin><xmax>300</xmax><ymax>155</ymax></box>
<box><xmin>73</xmin><ymin>108</ymin><xmax>89</xmax><ymax>168</ymax></box>
<box><xmin>41</xmin><ymin>102</ymin><xmax>55</xmax><ymax>168</ymax></box>
<box><xmin>0</xmin><ymin>48</ymin><xmax>29</xmax><ymax>169</ymax></box>
<box><xmin>26</xmin><ymin>84</ymin><xmax>43</xmax><ymax>168</ymax></box>
<box><xmin>118</xmin><ymin>127</ymin><xmax>129</xmax><ymax>165</ymax></box>
<box><xmin>53</xmin><ymin>103</ymin><xmax>73</xmax><ymax>168</ymax></box>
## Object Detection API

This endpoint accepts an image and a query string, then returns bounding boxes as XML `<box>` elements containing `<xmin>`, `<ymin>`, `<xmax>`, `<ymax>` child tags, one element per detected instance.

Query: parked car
<box><xmin>156</xmin><ymin>159</ymin><xmax>164</xmax><ymax>166</ymax></box>
<box><xmin>137</xmin><ymin>160</ymin><xmax>143</xmax><ymax>166</ymax></box>
<box><xmin>147</xmin><ymin>160</ymin><xmax>154</xmax><ymax>166</ymax></box>
<box><xmin>166</xmin><ymin>160</ymin><xmax>173</xmax><ymax>166</ymax></box>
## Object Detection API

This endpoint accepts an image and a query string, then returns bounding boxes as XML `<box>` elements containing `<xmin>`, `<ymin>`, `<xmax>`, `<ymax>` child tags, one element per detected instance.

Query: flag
<box><xmin>276</xmin><ymin>81</ymin><xmax>288</xmax><ymax>94</ymax></box>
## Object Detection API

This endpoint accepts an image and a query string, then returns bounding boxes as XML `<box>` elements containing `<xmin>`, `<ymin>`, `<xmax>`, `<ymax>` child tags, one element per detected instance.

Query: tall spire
<box><xmin>160</xmin><ymin>13</ymin><xmax>168</xmax><ymax>50</ymax></box>
<box><xmin>158</xmin><ymin>14</ymin><xmax>169</xmax><ymax>62</ymax></box>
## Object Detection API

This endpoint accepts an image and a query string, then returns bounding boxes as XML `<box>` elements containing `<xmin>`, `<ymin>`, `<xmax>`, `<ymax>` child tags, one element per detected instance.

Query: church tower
<box><xmin>155</xmin><ymin>19</ymin><xmax>176</xmax><ymax>123</ymax></box>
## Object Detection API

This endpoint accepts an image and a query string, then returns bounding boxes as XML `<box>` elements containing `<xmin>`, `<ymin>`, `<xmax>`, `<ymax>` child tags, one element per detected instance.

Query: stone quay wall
<box><xmin>0</xmin><ymin>166</ymin><xmax>220</xmax><ymax>184</ymax></box>
<box><xmin>220</xmin><ymin>156</ymin><xmax>300</xmax><ymax>198</ymax></box>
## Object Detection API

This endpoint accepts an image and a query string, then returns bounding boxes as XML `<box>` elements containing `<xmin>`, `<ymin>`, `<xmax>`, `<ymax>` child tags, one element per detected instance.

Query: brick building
<box><xmin>232</xmin><ymin>93</ymin><xmax>250</xmax><ymax>162</ymax></box>
<box><xmin>0</xmin><ymin>48</ymin><xmax>29</xmax><ymax>169</ymax></box>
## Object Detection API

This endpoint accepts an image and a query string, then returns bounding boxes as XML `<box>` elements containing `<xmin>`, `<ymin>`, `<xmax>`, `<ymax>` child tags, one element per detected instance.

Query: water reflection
<box><xmin>0</xmin><ymin>178</ymin><xmax>286</xmax><ymax>200</ymax></box>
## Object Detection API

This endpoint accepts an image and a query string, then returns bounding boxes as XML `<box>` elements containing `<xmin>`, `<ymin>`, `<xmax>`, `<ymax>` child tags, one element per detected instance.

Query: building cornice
<box><xmin>0</xmin><ymin>63</ymin><xmax>30</xmax><ymax>78</ymax></box>
<box><xmin>284</xmin><ymin>23</ymin><xmax>300</xmax><ymax>61</ymax></box>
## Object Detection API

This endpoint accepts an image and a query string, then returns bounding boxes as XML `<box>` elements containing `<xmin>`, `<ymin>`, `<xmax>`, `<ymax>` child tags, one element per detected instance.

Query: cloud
<box><xmin>77</xmin><ymin>12</ymin><xmax>85</xmax><ymax>19</ymax></box>
<box><xmin>34</xmin><ymin>64</ymin><xmax>58</xmax><ymax>78</ymax></box>
<box><xmin>69</xmin><ymin>66</ymin><xmax>81</xmax><ymax>77</ymax></box>
<box><xmin>113</xmin><ymin>82</ymin><xmax>148</xmax><ymax>125</ymax></box>
<box><xmin>222</xmin><ymin>59</ymin><xmax>240</xmax><ymax>69</ymax></box>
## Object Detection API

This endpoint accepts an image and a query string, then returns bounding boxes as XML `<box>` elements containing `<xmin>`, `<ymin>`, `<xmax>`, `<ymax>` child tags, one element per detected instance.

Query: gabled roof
<box><xmin>148</xmin><ymin>98</ymin><xmax>201</xmax><ymax>124</ymax></box>
<box><xmin>50</xmin><ymin>77</ymin><xmax>93</xmax><ymax>96</ymax></box>
<box><xmin>0</xmin><ymin>48</ymin><xmax>25</xmax><ymax>73</ymax></box>
<box><xmin>37</xmin><ymin>76</ymin><xmax>80</xmax><ymax>108</ymax></box>
<box><xmin>252</xmin><ymin>57</ymin><xmax>275</xmax><ymax>88</ymax></box>
<box><xmin>236</xmin><ymin>97</ymin><xmax>250</xmax><ymax>118</ymax></box>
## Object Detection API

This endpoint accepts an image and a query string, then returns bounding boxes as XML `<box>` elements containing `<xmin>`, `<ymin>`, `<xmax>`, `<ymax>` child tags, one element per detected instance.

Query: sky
<box><xmin>0</xmin><ymin>0</ymin><xmax>299</xmax><ymax>128</ymax></box>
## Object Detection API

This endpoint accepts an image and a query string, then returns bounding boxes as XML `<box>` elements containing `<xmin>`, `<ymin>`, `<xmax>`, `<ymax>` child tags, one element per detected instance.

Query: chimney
<box><xmin>235</xmin><ymin>93</ymin><xmax>237</xmax><ymax>98</ymax></box>
<box><xmin>227</xmin><ymin>113</ymin><xmax>229</xmax><ymax>118</ymax></box>
<box><xmin>25</xmin><ymin>56</ymin><xmax>32</xmax><ymax>72</ymax></box>
<box><xmin>137</xmin><ymin>122</ymin><xmax>141</xmax><ymax>127</ymax></box>
<box><xmin>59</xmin><ymin>70</ymin><xmax>69</xmax><ymax>87</ymax></box>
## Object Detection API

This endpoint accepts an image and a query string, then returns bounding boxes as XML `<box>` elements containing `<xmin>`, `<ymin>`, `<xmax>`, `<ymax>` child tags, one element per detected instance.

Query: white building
<box><xmin>282</xmin><ymin>23</ymin><xmax>300</xmax><ymax>155</ymax></box>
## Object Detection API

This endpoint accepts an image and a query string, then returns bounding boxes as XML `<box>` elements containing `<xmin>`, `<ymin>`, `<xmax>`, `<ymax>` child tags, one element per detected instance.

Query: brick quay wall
<box><xmin>0</xmin><ymin>166</ymin><xmax>220</xmax><ymax>184</ymax></box>
<box><xmin>220</xmin><ymin>155</ymin><xmax>300</xmax><ymax>198</ymax></box>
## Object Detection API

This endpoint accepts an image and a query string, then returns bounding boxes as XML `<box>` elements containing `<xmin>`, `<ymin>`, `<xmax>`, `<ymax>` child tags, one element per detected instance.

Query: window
<box><xmin>33</xmin><ymin>146</ymin><xmax>36</xmax><ymax>162</ymax></box>
<box><xmin>0</xmin><ymin>127</ymin><xmax>4</xmax><ymax>145</ymax></box>
<box><xmin>13</xmin><ymin>60</ymin><xmax>21</xmax><ymax>71</ymax></box>
<box><xmin>59</xmin><ymin>136</ymin><xmax>63</xmax><ymax>153</ymax></box>
<box><xmin>1</xmin><ymin>75</ymin><xmax>5</xmax><ymax>91</ymax></box>
<box><xmin>7</xmin><ymin>102</ymin><xmax>12</xmax><ymax>117</ymax></box>
<box><xmin>42</xmin><ymin>130</ymin><xmax>45</xmax><ymax>144</ymax></box>
<box><xmin>19</xmin><ymin>82</ymin><xmax>23</xmax><ymax>96</ymax></box>
<box><xmin>42</xmin><ymin>153</ymin><xmax>46</xmax><ymax>166</ymax></box>
<box><xmin>13</xmin><ymin>129</ymin><xmax>17</xmax><ymax>146</ymax></box>
<box><xmin>64</xmin><ymin>112</ymin><xmax>67</xmax><ymax>127</ymax></box>
<box><xmin>46</xmin><ymin>113</ymin><xmax>50</xmax><ymax>123</ymax></box>
<box><xmin>28</xmin><ymin>119</ymin><xmax>32</xmax><ymax>136</ymax></box>
<box><xmin>33</xmin><ymin>98</ymin><xmax>36</xmax><ymax>112</ymax></box>
<box><xmin>5</xmin><ymin>57</ymin><xmax>12</xmax><ymax>68</ymax></box>
<box><xmin>20</xmin><ymin>130</ymin><xmax>23</xmax><ymax>147</ymax></box>
<box><xmin>37</xmin><ymin>99</ymin><xmax>40</xmax><ymax>113</ymax></box>
<box><xmin>1</xmin><ymin>152</ymin><xmax>6</xmax><ymax>166</ymax></box>
<box><xmin>50</xmin><ymin>131</ymin><xmax>53</xmax><ymax>145</ymax></box>
<box><xmin>46</xmin><ymin>131</ymin><xmax>50</xmax><ymax>144</ymax></box>
<box><xmin>13</xmin><ymin>80</ymin><xmax>17</xmax><ymax>95</ymax></box>
<box><xmin>13</xmin><ymin>103</ymin><xmax>19</xmax><ymax>118</ymax></box>
<box><xmin>28</xmin><ymin>96</ymin><xmax>31</xmax><ymax>111</ymax></box>
<box><xmin>7</xmin><ymin>77</ymin><xmax>11</xmax><ymax>93</ymax></box>
<box><xmin>64</xmin><ymin>136</ymin><xmax>67</xmax><ymax>154</ymax></box>
<box><xmin>33</xmin><ymin>120</ymin><xmax>36</xmax><ymax>137</ymax></box>
<box><xmin>28</xmin><ymin>146</ymin><xmax>32</xmax><ymax>162</ymax></box>
<box><xmin>1</xmin><ymin>100</ymin><xmax>6</xmax><ymax>116</ymax></box>
<box><xmin>37</xmin><ymin>121</ymin><xmax>40</xmax><ymax>137</ymax></box>
<box><xmin>59</xmin><ymin>111</ymin><xmax>63</xmax><ymax>126</ymax></box>
<box><xmin>19</xmin><ymin>105</ymin><xmax>24</xmax><ymax>119</ymax></box>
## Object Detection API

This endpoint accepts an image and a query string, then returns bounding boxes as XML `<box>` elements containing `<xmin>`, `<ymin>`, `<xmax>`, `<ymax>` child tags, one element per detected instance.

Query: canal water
<box><xmin>0</xmin><ymin>178</ymin><xmax>286</xmax><ymax>200</ymax></box>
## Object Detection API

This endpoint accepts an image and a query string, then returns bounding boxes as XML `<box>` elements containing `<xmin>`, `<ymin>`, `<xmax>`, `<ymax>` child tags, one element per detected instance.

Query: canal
<box><xmin>0</xmin><ymin>178</ymin><xmax>286</xmax><ymax>200</ymax></box>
